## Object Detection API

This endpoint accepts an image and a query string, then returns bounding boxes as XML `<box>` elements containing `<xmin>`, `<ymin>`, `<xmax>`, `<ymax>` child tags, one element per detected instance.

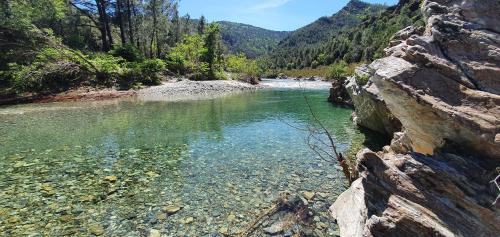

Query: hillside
<box><xmin>266</xmin><ymin>0</ymin><xmax>423</xmax><ymax>69</ymax></box>
<box><xmin>218</xmin><ymin>21</ymin><xmax>290</xmax><ymax>58</ymax></box>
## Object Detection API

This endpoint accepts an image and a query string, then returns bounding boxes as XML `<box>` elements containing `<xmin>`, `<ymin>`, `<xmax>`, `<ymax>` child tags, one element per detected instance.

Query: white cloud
<box><xmin>251</xmin><ymin>0</ymin><xmax>293</xmax><ymax>11</ymax></box>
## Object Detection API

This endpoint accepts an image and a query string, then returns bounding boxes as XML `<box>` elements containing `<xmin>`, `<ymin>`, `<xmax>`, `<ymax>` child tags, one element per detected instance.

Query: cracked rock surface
<box><xmin>331</xmin><ymin>0</ymin><xmax>500</xmax><ymax>236</ymax></box>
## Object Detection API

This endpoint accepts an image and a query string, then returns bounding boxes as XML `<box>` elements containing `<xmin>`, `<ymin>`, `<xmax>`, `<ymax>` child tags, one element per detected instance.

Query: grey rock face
<box><xmin>332</xmin><ymin>0</ymin><xmax>500</xmax><ymax>236</ymax></box>
<box><xmin>331</xmin><ymin>148</ymin><xmax>499</xmax><ymax>237</ymax></box>
<box><xmin>345</xmin><ymin>65</ymin><xmax>402</xmax><ymax>136</ymax></box>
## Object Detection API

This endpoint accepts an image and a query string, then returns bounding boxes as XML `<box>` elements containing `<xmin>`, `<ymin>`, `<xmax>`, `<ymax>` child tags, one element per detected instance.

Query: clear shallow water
<box><xmin>0</xmin><ymin>89</ymin><xmax>366</xmax><ymax>236</ymax></box>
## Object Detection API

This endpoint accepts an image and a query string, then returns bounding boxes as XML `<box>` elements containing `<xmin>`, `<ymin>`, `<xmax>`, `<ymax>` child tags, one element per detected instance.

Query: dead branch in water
<box><xmin>491</xmin><ymin>168</ymin><xmax>500</xmax><ymax>207</ymax></box>
<box><xmin>239</xmin><ymin>193</ymin><xmax>310</xmax><ymax>237</ymax></box>
<box><xmin>277</xmin><ymin>82</ymin><xmax>356</xmax><ymax>184</ymax></box>
<box><xmin>302</xmin><ymin>94</ymin><xmax>355</xmax><ymax>184</ymax></box>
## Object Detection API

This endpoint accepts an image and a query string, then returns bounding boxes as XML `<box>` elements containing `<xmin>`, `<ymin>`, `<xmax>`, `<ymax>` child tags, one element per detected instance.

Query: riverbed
<box><xmin>0</xmin><ymin>83</ymin><xmax>366</xmax><ymax>236</ymax></box>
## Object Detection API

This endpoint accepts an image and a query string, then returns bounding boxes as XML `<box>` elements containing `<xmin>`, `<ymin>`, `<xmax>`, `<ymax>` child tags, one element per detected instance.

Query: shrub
<box><xmin>225</xmin><ymin>54</ymin><xmax>247</xmax><ymax>73</ymax></box>
<box><xmin>8</xmin><ymin>47</ymin><xmax>94</xmax><ymax>94</ymax></box>
<box><xmin>110</xmin><ymin>44</ymin><xmax>143</xmax><ymax>62</ymax></box>
<box><xmin>138</xmin><ymin>59</ymin><xmax>166</xmax><ymax>85</ymax></box>
<box><xmin>311</xmin><ymin>60</ymin><xmax>319</xmax><ymax>69</ymax></box>
<box><xmin>11</xmin><ymin>61</ymin><xmax>91</xmax><ymax>93</ymax></box>
<box><xmin>165</xmin><ymin>53</ymin><xmax>187</xmax><ymax>75</ymax></box>
<box><xmin>355</xmin><ymin>73</ymin><xmax>371</xmax><ymax>86</ymax></box>
<box><xmin>90</xmin><ymin>53</ymin><xmax>125</xmax><ymax>86</ymax></box>
<box><xmin>118</xmin><ymin>59</ymin><xmax>166</xmax><ymax>89</ymax></box>
<box><xmin>117</xmin><ymin>66</ymin><xmax>140</xmax><ymax>90</ymax></box>
<box><xmin>326</xmin><ymin>61</ymin><xmax>348</xmax><ymax>80</ymax></box>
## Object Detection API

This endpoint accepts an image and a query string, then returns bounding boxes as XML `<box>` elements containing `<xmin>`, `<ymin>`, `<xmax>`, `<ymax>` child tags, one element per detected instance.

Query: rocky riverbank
<box><xmin>137</xmin><ymin>79</ymin><xmax>259</xmax><ymax>102</ymax></box>
<box><xmin>0</xmin><ymin>79</ymin><xmax>260</xmax><ymax>106</ymax></box>
<box><xmin>329</xmin><ymin>0</ymin><xmax>500</xmax><ymax>236</ymax></box>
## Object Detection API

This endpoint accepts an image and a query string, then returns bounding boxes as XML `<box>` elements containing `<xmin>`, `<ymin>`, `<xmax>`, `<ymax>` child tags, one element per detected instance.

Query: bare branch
<box><xmin>69</xmin><ymin>1</ymin><xmax>99</xmax><ymax>26</ymax></box>
<box><xmin>278</xmin><ymin>81</ymin><xmax>356</xmax><ymax>185</ymax></box>
<box><xmin>491</xmin><ymin>173</ymin><xmax>500</xmax><ymax>206</ymax></box>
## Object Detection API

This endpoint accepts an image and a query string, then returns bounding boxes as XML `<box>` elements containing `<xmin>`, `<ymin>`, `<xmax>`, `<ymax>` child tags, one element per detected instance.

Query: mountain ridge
<box><xmin>217</xmin><ymin>21</ymin><xmax>290</xmax><ymax>58</ymax></box>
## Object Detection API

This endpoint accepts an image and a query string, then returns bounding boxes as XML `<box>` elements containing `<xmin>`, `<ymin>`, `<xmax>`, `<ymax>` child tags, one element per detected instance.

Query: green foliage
<box><xmin>267</xmin><ymin>0</ymin><xmax>423</xmax><ymax>69</ymax></box>
<box><xmin>326</xmin><ymin>61</ymin><xmax>348</xmax><ymax>80</ymax></box>
<box><xmin>110</xmin><ymin>44</ymin><xmax>144</xmax><ymax>62</ymax></box>
<box><xmin>137</xmin><ymin>59</ymin><xmax>166</xmax><ymax>85</ymax></box>
<box><xmin>311</xmin><ymin>60</ymin><xmax>319</xmax><ymax>69</ymax></box>
<box><xmin>202</xmin><ymin>23</ymin><xmax>225</xmax><ymax>80</ymax></box>
<box><xmin>225</xmin><ymin>54</ymin><xmax>247</xmax><ymax>73</ymax></box>
<box><xmin>218</xmin><ymin>21</ymin><xmax>289</xmax><ymax>58</ymax></box>
<box><xmin>166</xmin><ymin>34</ymin><xmax>206</xmax><ymax>74</ymax></box>
<box><xmin>280</xmin><ymin>66</ymin><xmax>330</xmax><ymax>79</ymax></box>
<box><xmin>8</xmin><ymin>47</ymin><xmax>92</xmax><ymax>94</ymax></box>
<box><xmin>0</xmin><ymin>0</ymin><xmax>66</xmax><ymax>30</ymax></box>
<box><xmin>118</xmin><ymin>59</ymin><xmax>166</xmax><ymax>89</ymax></box>
<box><xmin>355</xmin><ymin>73</ymin><xmax>371</xmax><ymax>86</ymax></box>
<box><xmin>166</xmin><ymin>23</ymin><xmax>226</xmax><ymax>80</ymax></box>
<box><xmin>226</xmin><ymin>54</ymin><xmax>262</xmax><ymax>83</ymax></box>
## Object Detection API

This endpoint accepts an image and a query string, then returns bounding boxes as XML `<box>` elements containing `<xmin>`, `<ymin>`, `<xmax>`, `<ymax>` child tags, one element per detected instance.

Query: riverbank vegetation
<box><xmin>1</xmin><ymin>0</ymin><xmax>425</xmax><ymax>99</ymax></box>
<box><xmin>0</xmin><ymin>0</ymin><xmax>264</xmax><ymax>98</ymax></box>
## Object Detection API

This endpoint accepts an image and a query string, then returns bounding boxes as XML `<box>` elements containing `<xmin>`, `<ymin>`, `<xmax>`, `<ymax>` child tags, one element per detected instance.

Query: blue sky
<box><xmin>178</xmin><ymin>0</ymin><xmax>399</xmax><ymax>31</ymax></box>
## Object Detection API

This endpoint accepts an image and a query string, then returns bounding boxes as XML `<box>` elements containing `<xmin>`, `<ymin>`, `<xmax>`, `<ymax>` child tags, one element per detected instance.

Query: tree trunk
<box><xmin>131</xmin><ymin>0</ymin><xmax>140</xmax><ymax>49</ymax></box>
<box><xmin>102</xmin><ymin>0</ymin><xmax>114</xmax><ymax>49</ymax></box>
<box><xmin>95</xmin><ymin>0</ymin><xmax>109</xmax><ymax>51</ymax></box>
<box><xmin>117</xmin><ymin>0</ymin><xmax>127</xmax><ymax>45</ymax></box>
<box><xmin>126</xmin><ymin>0</ymin><xmax>135</xmax><ymax>45</ymax></box>
<box><xmin>150</xmin><ymin>0</ymin><xmax>157</xmax><ymax>58</ymax></box>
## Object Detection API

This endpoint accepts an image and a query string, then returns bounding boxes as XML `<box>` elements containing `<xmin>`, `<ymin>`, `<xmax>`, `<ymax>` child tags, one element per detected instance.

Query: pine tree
<box><xmin>198</xmin><ymin>15</ymin><xmax>206</xmax><ymax>35</ymax></box>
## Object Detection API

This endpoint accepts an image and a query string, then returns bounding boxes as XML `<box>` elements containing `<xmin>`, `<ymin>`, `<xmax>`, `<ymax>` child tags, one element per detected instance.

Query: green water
<box><xmin>0</xmin><ymin>89</ymin><xmax>366</xmax><ymax>236</ymax></box>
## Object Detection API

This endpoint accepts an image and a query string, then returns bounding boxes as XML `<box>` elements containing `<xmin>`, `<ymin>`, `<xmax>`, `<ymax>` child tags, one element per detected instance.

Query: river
<box><xmin>0</xmin><ymin>82</ymin><xmax>368</xmax><ymax>236</ymax></box>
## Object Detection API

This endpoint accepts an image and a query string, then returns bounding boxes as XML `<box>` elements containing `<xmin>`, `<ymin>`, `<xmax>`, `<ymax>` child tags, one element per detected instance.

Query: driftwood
<box><xmin>239</xmin><ymin>193</ymin><xmax>309</xmax><ymax>237</ymax></box>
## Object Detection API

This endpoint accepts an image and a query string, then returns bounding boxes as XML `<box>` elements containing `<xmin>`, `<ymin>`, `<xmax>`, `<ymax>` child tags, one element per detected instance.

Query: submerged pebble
<box><xmin>0</xmin><ymin>90</ymin><xmax>367</xmax><ymax>236</ymax></box>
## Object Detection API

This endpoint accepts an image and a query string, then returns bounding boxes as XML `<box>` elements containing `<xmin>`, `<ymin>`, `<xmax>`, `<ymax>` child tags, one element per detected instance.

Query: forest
<box><xmin>0</xmin><ymin>0</ymin><xmax>264</xmax><ymax>98</ymax></box>
<box><xmin>265</xmin><ymin>0</ymin><xmax>423</xmax><ymax>70</ymax></box>
<box><xmin>0</xmin><ymin>0</ymin><xmax>424</xmax><ymax>98</ymax></box>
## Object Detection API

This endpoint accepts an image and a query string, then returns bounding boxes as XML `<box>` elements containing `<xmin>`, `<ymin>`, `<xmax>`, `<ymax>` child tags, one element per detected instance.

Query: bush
<box><xmin>311</xmin><ymin>60</ymin><xmax>319</xmax><ymax>69</ymax></box>
<box><xmin>11</xmin><ymin>61</ymin><xmax>91</xmax><ymax>93</ymax></box>
<box><xmin>117</xmin><ymin>67</ymin><xmax>140</xmax><ymax>90</ymax></box>
<box><xmin>165</xmin><ymin>52</ymin><xmax>187</xmax><ymax>75</ymax></box>
<box><xmin>355</xmin><ymin>73</ymin><xmax>371</xmax><ymax>86</ymax></box>
<box><xmin>8</xmin><ymin>47</ymin><xmax>94</xmax><ymax>94</ymax></box>
<box><xmin>326</xmin><ymin>61</ymin><xmax>348</xmax><ymax>80</ymax></box>
<box><xmin>138</xmin><ymin>59</ymin><xmax>166</xmax><ymax>85</ymax></box>
<box><xmin>226</xmin><ymin>54</ymin><xmax>247</xmax><ymax>73</ymax></box>
<box><xmin>110</xmin><ymin>44</ymin><xmax>143</xmax><ymax>62</ymax></box>
<box><xmin>117</xmin><ymin>59</ymin><xmax>165</xmax><ymax>90</ymax></box>
<box><xmin>90</xmin><ymin>53</ymin><xmax>125</xmax><ymax>86</ymax></box>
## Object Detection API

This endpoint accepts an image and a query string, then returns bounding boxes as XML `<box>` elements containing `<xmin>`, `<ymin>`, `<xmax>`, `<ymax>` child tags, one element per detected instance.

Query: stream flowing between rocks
<box><xmin>0</xmin><ymin>85</ymin><xmax>369</xmax><ymax>236</ymax></box>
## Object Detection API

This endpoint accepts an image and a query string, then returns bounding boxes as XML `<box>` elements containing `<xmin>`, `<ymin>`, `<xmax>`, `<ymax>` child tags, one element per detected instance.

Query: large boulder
<box><xmin>328</xmin><ymin>76</ymin><xmax>353</xmax><ymax>106</ymax></box>
<box><xmin>345</xmin><ymin>65</ymin><xmax>402</xmax><ymax>136</ymax></box>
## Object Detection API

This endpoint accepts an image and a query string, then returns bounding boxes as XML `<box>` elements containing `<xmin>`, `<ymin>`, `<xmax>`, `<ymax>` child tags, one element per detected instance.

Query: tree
<box><xmin>116</xmin><ymin>0</ymin><xmax>127</xmax><ymax>44</ymax></box>
<box><xmin>169</xmin><ymin>2</ymin><xmax>182</xmax><ymax>46</ymax></box>
<box><xmin>69</xmin><ymin>0</ymin><xmax>113</xmax><ymax>51</ymax></box>
<box><xmin>124</xmin><ymin>0</ymin><xmax>135</xmax><ymax>45</ymax></box>
<box><xmin>198</xmin><ymin>15</ymin><xmax>205</xmax><ymax>35</ymax></box>
<box><xmin>203</xmin><ymin>23</ymin><xmax>224</xmax><ymax>79</ymax></box>
<box><xmin>182</xmin><ymin>13</ymin><xmax>191</xmax><ymax>35</ymax></box>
